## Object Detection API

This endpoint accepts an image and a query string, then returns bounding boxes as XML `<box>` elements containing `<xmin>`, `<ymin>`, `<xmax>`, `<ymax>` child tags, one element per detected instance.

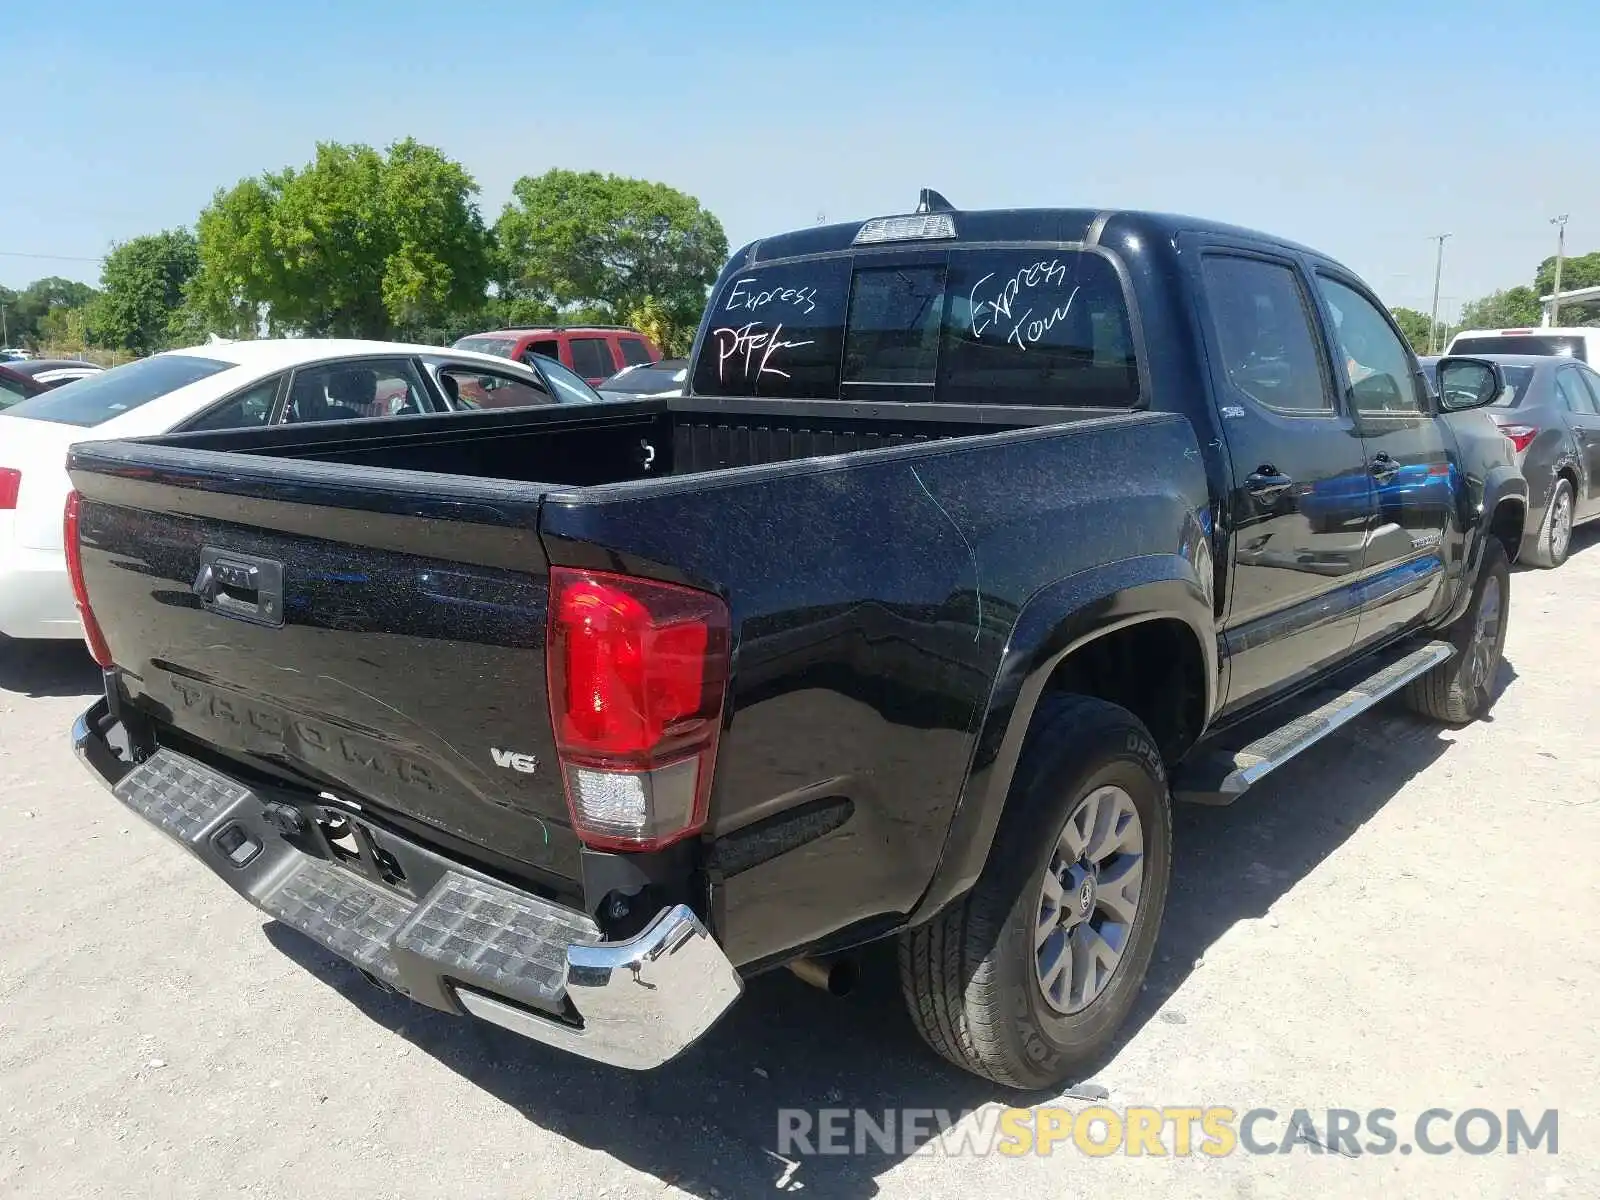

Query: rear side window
<box><xmin>1200</xmin><ymin>256</ymin><xmax>1332</xmax><ymax>413</ymax></box>
<box><xmin>0</xmin><ymin>372</ymin><xmax>30</xmax><ymax>408</ymax></box>
<box><xmin>1452</xmin><ymin>334</ymin><xmax>1588</xmax><ymax>361</ymax></box>
<box><xmin>183</xmin><ymin>376</ymin><xmax>281</xmax><ymax>431</ymax></box>
<box><xmin>569</xmin><ymin>337</ymin><xmax>616</xmax><ymax>379</ymax></box>
<box><xmin>1487</xmin><ymin>365</ymin><xmax>1537</xmax><ymax>406</ymax></box>
<box><xmin>1555</xmin><ymin>369</ymin><xmax>1597</xmax><ymax>414</ymax></box>
<box><xmin>285</xmin><ymin>358</ymin><xmax>429</xmax><ymax>423</ymax></box>
<box><xmin>1</xmin><ymin>354</ymin><xmax>233</xmax><ymax>427</ymax></box>
<box><xmin>941</xmin><ymin>250</ymin><xmax>1138</xmax><ymax>407</ymax></box>
<box><xmin>618</xmin><ymin>337</ymin><xmax>654</xmax><ymax>367</ymax></box>
<box><xmin>692</xmin><ymin>250</ymin><xmax>1138</xmax><ymax>407</ymax></box>
<box><xmin>1579</xmin><ymin>367</ymin><xmax>1600</xmax><ymax>408</ymax></box>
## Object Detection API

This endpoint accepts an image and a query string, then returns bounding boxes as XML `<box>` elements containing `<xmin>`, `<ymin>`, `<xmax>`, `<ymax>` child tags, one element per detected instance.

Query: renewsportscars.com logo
<box><xmin>777</xmin><ymin>1106</ymin><xmax>1560</xmax><ymax>1158</ymax></box>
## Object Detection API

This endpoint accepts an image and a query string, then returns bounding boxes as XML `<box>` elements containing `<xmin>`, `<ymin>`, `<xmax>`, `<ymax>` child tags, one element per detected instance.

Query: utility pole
<box><xmin>0</xmin><ymin>303</ymin><xmax>7</xmax><ymax>347</ymax></box>
<box><xmin>1549</xmin><ymin>214</ymin><xmax>1569</xmax><ymax>326</ymax></box>
<box><xmin>1428</xmin><ymin>233</ymin><xmax>1451</xmax><ymax>354</ymax></box>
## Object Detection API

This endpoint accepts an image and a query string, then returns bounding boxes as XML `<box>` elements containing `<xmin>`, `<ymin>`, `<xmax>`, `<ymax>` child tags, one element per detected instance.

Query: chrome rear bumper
<box><xmin>72</xmin><ymin>699</ymin><xmax>742</xmax><ymax>1070</ymax></box>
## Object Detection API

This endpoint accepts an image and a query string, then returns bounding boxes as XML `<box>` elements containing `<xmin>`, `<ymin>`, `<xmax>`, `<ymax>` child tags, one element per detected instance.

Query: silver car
<box><xmin>1422</xmin><ymin>353</ymin><xmax>1600</xmax><ymax>567</ymax></box>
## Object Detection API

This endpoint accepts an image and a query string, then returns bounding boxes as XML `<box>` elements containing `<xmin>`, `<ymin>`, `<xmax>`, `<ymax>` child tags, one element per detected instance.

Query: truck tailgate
<box><xmin>66</xmin><ymin>442</ymin><xmax>582</xmax><ymax>891</ymax></box>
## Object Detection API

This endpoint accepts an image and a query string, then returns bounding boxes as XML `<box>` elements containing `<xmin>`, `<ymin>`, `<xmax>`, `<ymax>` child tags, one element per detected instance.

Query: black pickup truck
<box><xmin>68</xmin><ymin>194</ymin><xmax>1525</xmax><ymax>1090</ymax></box>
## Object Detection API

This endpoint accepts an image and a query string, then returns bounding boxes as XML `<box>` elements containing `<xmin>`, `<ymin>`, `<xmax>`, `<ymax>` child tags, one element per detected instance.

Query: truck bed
<box><xmin>143</xmin><ymin>394</ymin><xmax>1105</xmax><ymax>486</ymax></box>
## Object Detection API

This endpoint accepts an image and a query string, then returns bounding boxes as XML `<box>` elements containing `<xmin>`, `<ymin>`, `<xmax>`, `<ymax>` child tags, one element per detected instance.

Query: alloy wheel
<box><xmin>1034</xmin><ymin>785</ymin><xmax>1145</xmax><ymax>1015</ymax></box>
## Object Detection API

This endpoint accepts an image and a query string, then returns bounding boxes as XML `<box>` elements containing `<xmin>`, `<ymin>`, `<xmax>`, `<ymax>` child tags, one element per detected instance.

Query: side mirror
<box><xmin>1435</xmin><ymin>356</ymin><xmax>1506</xmax><ymax>412</ymax></box>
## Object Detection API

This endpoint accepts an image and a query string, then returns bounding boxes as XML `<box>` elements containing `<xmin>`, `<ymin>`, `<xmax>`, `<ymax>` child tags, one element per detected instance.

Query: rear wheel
<box><xmin>1403</xmin><ymin>539</ymin><xmax>1509</xmax><ymax>724</ymax></box>
<box><xmin>1525</xmin><ymin>479</ymin><xmax>1574</xmax><ymax>569</ymax></box>
<box><xmin>898</xmin><ymin>695</ymin><xmax>1171</xmax><ymax>1090</ymax></box>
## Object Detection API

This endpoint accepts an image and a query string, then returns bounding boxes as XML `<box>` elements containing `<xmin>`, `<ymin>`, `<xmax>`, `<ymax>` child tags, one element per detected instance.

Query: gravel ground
<box><xmin>3</xmin><ymin>535</ymin><xmax>1597</xmax><ymax>1200</ymax></box>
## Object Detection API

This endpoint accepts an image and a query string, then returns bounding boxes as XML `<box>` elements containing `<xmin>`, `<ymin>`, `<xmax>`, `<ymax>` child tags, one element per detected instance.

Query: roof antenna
<box><xmin>917</xmin><ymin>188</ymin><xmax>955</xmax><ymax>213</ymax></box>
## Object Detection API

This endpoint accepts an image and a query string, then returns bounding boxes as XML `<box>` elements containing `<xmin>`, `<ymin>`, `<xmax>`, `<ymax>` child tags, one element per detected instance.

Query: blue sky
<box><xmin>5</xmin><ymin>0</ymin><xmax>1595</xmax><ymax>318</ymax></box>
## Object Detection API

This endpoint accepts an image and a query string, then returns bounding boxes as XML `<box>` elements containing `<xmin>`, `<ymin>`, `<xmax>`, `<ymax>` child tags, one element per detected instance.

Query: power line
<box><xmin>0</xmin><ymin>250</ymin><xmax>105</xmax><ymax>263</ymax></box>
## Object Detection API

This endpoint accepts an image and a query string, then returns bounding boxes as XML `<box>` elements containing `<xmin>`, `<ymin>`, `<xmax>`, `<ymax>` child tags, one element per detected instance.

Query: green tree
<box><xmin>6</xmin><ymin>276</ymin><xmax>99</xmax><ymax>347</ymax></box>
<box><xmin>188</xmin><ymin>176</ymin><xmax>279</xmax><ymax>339</ymax></box>
<box><xmin>1534</xmin><ymin>251</ymin><xmax>1600</xmax><ymax>325</ymax></box>
<box><xmin>496</xmin><ymin>170</ymin><xmax>726</xmax><ymax>343</ymax></box>
<box><xmin>1389</xmin><ymin>306</ymin><xmax>1445</xmax><ymax>355</ymax></box>
<box><xmin>1456</xmin><ymin>286</ymin><xmax>1542</xmax><ymax>332</ymax></box>
<box><xmin>91</xmin><ymin>229</ymin><xmax>199</xmax><ymax>356</ymax></box>
<box><xmin>37</xmin><ymin>305</ymin><xmax>90</xmax><ymax>352</ymax></box>
<box><xmin>190</xmin><ymin>139</ymin><xmax>493</xmax><ymax>340</ymax></box>
<box><xmin>627</xmin><ymin>294</ymin><xmax>698</xmax><ymax>357</ymax></box>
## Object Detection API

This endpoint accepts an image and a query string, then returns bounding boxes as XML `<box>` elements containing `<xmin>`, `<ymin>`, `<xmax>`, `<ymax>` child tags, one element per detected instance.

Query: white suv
<box><xmin>1448</xmin><ymin>327</ymin><xmax>1600</xmax><ymax>364</ymax></box>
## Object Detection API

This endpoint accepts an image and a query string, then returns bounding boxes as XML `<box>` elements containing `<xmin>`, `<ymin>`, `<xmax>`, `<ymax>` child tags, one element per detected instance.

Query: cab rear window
<box><xmin>1451</xmin><ymin>335</ymin><xmax>1588</xmax><ymax>362</ymax></box>
<box><xmin>692</xmin><ymin>248</ymin><xmax>1138</xmax><ymax>407</ymax></box>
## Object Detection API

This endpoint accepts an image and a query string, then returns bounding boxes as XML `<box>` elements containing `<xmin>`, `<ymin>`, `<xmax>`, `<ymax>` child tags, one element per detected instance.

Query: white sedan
<box><xmin>0</xmin><ymin>338</ymin><xmax>605</xmax><ymax>641</ymax></box>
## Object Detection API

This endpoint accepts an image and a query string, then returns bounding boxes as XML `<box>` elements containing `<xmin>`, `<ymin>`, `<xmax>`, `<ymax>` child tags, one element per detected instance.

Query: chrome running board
<box><xmin>1174</xmin><ymin>640</ymin><xmax>1454</xmax><ymax>805</ymax></box>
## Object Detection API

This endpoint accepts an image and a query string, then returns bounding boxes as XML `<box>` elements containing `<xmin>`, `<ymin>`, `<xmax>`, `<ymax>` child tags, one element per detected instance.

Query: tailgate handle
<box><xmin>194</xmin><ymin>549</ymin><xmax>284</xmax><ymax>627</ymax></box>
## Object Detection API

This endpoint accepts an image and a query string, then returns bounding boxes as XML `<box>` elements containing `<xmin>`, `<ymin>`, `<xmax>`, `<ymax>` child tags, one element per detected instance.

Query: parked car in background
<box><xmin>596</xmin><ymin>357</ymin><xmax>688</xmax><ymax>401</ymax></box>
<box><xmin>4</xmin><ymin>358</ymin><xmax>103</xmax><ymax>389</ymax></box>
<box><xmin>0</xmin><ymin>339</ymin><xmax>599</xmax><ymax>641</ymax></box>
<box><xmin>453</xmin><ymin>326</ymin><xmax>661</xmax><ymax>386</ymax></box>
<box><xmin>1447</xmin><ymin>327</ymin><xmax>1600</xmax><ymax>364</ymax></box>
<box><xmin>0</xmin><ymin>348</ymin><xmax>34</xmax><ymax>361</ymax></box>
<box><xmin>0</xmin><ymin>363</ymin><xmax>48</xmax><ymax>409</ymax></box>
<box><xmin>1422</xmin><ymin>353</ymin><xmax>1600</xmax><ymax>567</ymax></box>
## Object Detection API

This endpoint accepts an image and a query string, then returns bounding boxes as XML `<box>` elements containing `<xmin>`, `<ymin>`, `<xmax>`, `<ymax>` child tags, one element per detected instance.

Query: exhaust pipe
<box><xmin>787</xmin><ymin>955</ymin><xmax>859</xmax><ymax>997</ymax></box>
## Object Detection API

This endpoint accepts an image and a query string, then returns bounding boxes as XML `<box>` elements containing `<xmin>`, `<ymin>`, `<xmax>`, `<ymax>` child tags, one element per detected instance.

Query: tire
<box><xmin>1524</xmin><ymin>479</ymin><xmax>1574</xmax><ymax>570</ymax></box>
<box><xmin>898</xmin><ymin>695</ymin><xmax>1172</xmax><ymax>1090</ymax></box>
<box><xmin>1403</xmin><ymin>538</ymin><xmax>1510</xmax><ymax>725</ymax></box>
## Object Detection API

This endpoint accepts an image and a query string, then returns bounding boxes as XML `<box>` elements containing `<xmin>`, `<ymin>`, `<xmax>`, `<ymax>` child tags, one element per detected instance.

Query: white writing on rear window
<box><xmin>712</xmin><ymin>322</ymin><xmax>817</xmax><ymax>383</ymax></box>
<box><xmin>725</xmin><ymin>277</ymin><xmax>820</xmax><ymax>316</ymax></box>
<box><xmin>969</xmin><ymin>259</ymin><xmax>1081</xmax><ymax>351</ymax></box>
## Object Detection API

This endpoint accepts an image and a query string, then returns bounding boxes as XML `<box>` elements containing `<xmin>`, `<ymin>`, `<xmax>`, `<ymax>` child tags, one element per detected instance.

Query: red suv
<box><xmin>452</xmin><ymin>326</ymin><xmax>661</xmax><ymax>386</ymax></box>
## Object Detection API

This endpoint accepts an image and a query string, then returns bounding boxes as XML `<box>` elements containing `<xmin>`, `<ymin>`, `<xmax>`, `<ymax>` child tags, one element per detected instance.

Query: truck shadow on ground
<box><xmin>266</xmin><ymin>659</ymin><xmax>1518</xmax><ymax>1199</ymax></box>
<box><xmin>0</xmin><ymin>638</ymin><xmax>101</xmax><ymax>699</ymax></box>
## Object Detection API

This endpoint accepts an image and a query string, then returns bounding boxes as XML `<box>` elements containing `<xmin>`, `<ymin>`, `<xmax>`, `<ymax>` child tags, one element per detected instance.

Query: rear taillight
<box><xmin>546</xmin><ymin>567</ymin><xmax>730</xmax><ymax>851</ymax></box>
<box><xmin>63</xmin><ymin>491</ymin><xmax>113</xmax><ymax>667</ymax></box>
<box><xmin>1497</xmin><ymin>423</ymin><xmax>1539</xmax><ymax>454</ymax></box>
<box><xmin>0</xmin><ymin>468</ymin><xmax>19</xmax><ymax>510</ymax></box>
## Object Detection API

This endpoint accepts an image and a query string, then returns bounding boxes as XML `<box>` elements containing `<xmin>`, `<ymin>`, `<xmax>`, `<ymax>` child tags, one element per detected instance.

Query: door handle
<box><xmin>1245</xmin><ymin>467</ymin><xmax>1294</xmax><ymax>500</ymax></box>
<box><xmin>1369</xmin><ymin>453</ymin><xmax>1401</xmax><ymax>482</ymax></box>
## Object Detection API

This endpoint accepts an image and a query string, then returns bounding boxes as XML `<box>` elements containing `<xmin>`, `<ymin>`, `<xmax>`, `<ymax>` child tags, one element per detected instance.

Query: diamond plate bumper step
<box><xmin>74</xmin><ymin>699</ymin><xmax>742</xmax><ymax>1069</ymax></box>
